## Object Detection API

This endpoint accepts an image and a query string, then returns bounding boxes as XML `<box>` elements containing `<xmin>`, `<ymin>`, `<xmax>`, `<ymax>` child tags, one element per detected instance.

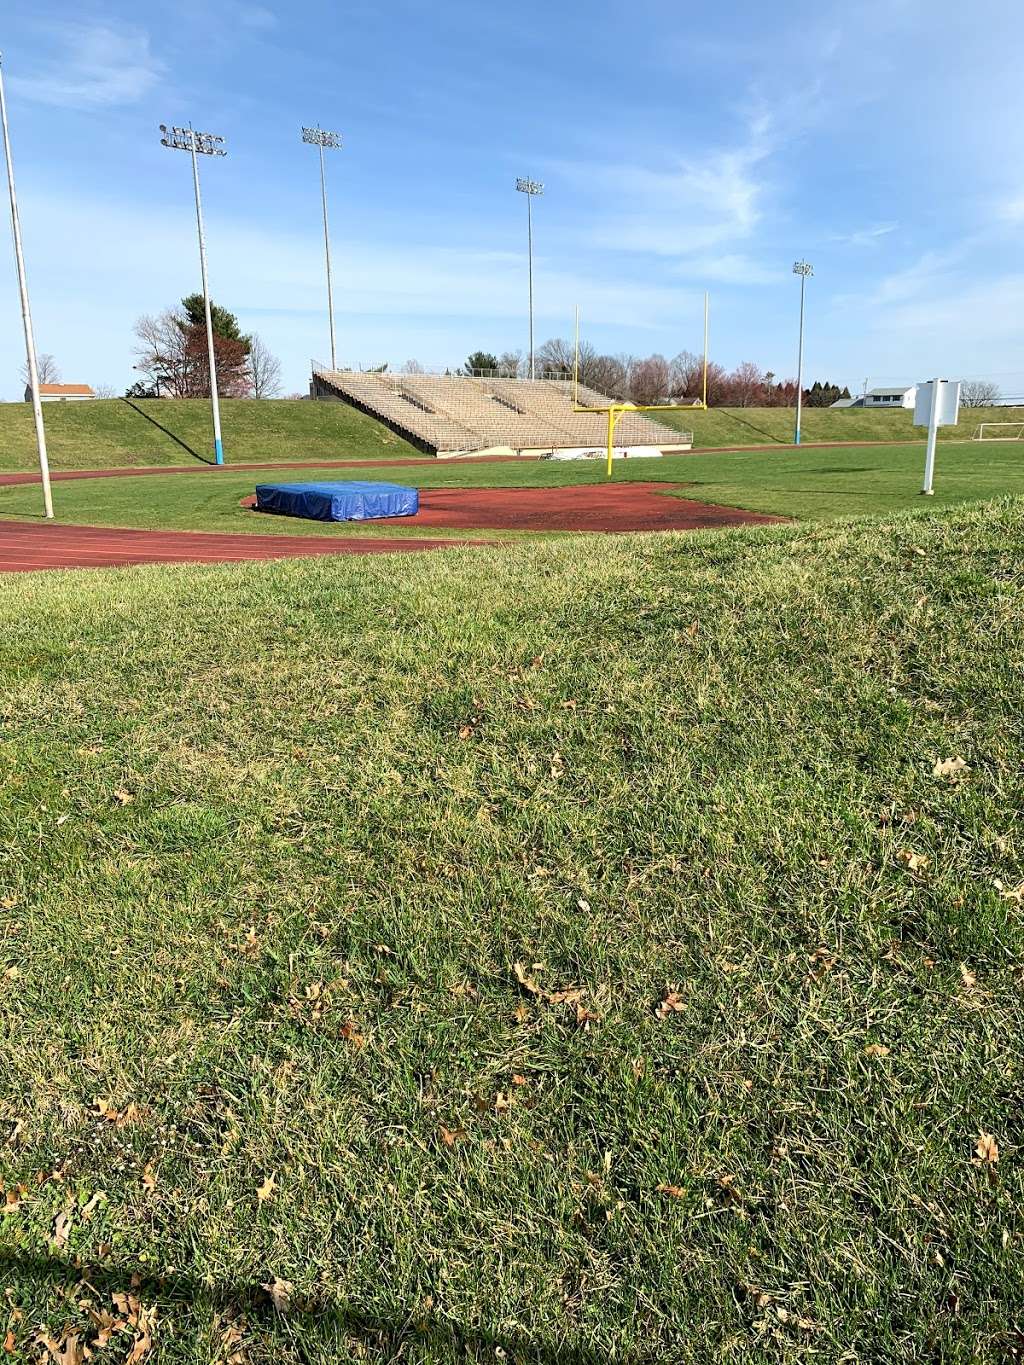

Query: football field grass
<box><xmin>2</xmin><ymin>440</ymin><xmax>1022</xmax><ymax>537</ymax></box>
<box><xmin>0</xmin><ymin>500</ymin><xmax>1022</xmax><ymax>1361</ymax></box>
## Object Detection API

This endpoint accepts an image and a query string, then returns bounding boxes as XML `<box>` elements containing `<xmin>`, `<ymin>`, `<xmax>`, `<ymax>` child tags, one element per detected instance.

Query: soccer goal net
<box><xmin>972</xmin><ymin>422</ymin><xmax>1024</xmax><ymax>441</ymax></box>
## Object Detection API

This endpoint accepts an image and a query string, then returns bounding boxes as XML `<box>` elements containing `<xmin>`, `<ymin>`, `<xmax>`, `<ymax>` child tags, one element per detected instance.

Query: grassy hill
<box><xmin>657</xmin><ymin>402</ymin><xmax>1024</xmax><ymax>448</ymax></box>
<box><xmin>0</xmin><ymin>397</ymin><xmax>419</xmax><ymax>471</ymax></box>
<box><xmin>1</xmin><ymin>502</ymin><xmax>1022</xmax><ymax>1360</ymax></box>
<box><xmin>0</xmin><ymin>396</ymin><xmax>1020</xmax><ymax>472</ymax></box>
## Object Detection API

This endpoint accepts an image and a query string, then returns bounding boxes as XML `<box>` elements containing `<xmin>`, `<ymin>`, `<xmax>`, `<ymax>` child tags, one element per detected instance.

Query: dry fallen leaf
<box><xmin>975</xmin><ymin>1132</ymin><xmax>999</xmax><ymax>1166</ymax></box>
<box><xmin>654</xmin><ymin>990</ymin><xmax>685</xmax><ymax>1020</ymax></box>
<box><xmin>439</xmin><ymin>1125</ymin><xmax>467</xmax><ymax>1146</ymax></box>
<box><xmin>655</xmin><ymin>1183</ymin><xmax>686</xmax><ymax>1199</ymax></box>
<box><xmin>81</xmin><ymin>1190</ymin><xmax>104</xmax><ymax>1220</ymax></box>
<box><xmin>113</xmin><ymin>789</ymin><xmax>135</xmax><ymax>806</ymax></box>
<box><xmin>256</xmin><ymin>1173</ymin><xmax>277</xmax><ymax>1203</ymax></box>
<box><xmin>3</xmin><ymin>1329</ymin><xmax>16</xmax><ymax>1353</ymax></box>
<box><xmin>141</xmin><ymin>1164</ymin><xmax>157</xmax><ymax>1194</ymax></box>
<box><xmin>36</xmin><ymin>1331</ymin><xmax>84</xmax><ymax>1365</ymax></box>
<box><xmin>339</xmin><ymin>1018</ymin><xmax>365</xmax><ymax>1049</ymax></box>
<box><xmin>897</xmin><ymin>849</ymin><xmax>930</xmax><ymax>874</ymax></box>
<box><xmin>932</xmin><ymin>756</ymin><xmax>969</xmax><ymax>779</ymax></box>
<box><xmin>52</xmin><ymin>1209</ymin><xmax>72</xmax><ymax>1248</ymax></box>
<box><xmin>263</xmin><ymin>1276</ymin><xmax>293</xmax><ymax>1314</ymax></box>
<box><xmin>959</xmin><ymin>963</ymin><xmax>977</xmax><ymax>990</ymax></box>
<box><xmin>864</xmin><ymin>1043</ymin><xmax>890</xmax><ymax>1057</ymax></box>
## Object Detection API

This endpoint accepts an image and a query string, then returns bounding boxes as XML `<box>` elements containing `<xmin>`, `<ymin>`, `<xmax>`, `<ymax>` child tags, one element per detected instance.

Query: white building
<box><xmin>864</xmin><ymin>385</ymin><xmax>917</xmax><ymax>408</ymax></box>
<box><xmin>27</xmin><ymin>383</ymin><xmax>96</xmax><ymax>403</ymax></box>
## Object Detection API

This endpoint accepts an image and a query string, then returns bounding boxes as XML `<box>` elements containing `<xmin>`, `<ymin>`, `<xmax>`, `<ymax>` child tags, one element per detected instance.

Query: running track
<box><xmin>0</xmin><ymin>484</ymin><xmax>781</xmax><ymax>572</ymax></box>
<box><xmin>0</xmin><ymin>521</ymin><xmax>483</xmax><ymax>572</ymax></box>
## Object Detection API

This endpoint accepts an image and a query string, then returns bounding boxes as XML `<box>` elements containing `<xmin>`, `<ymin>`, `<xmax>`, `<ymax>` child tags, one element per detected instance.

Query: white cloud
<box><xmin>999</xmin><ymin>192</ymin><xmax>1024</xmax><ymax>224</ymax></box>
<box><xmin>831</xmin><ymin>223</ymin><xmax>898</xmax><ymax>247</ymax></box>
<box><xmin>9</xmin><ymin>24</ymin><xmax>163</xmax><ymax>109</ymax></box>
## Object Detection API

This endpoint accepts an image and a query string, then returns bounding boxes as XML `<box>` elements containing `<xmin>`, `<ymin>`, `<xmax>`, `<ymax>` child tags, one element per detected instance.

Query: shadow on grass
<box><xmin>717</xmin><ymin>413</ymin><xmax>789</xmax><ymax>444</ymax></box>
<box><xmin>121</xmin><ymin>399</ymin><xmax>213</xmax><ymax>466</ymax></box>
<box><xmin>0</xmin><ymin>1249</ymin><xmax>606</xmax><ymax>1362</ymax></box>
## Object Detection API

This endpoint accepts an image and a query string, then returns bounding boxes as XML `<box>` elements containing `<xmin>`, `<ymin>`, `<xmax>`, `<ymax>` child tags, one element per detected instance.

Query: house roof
<box><xmin>36</xmin><ymin>383</ymin><xmax>95</xmax><ymax>396</ymax></box>
<box><xmin>865</xmin><ymin>386</ymin><xmax>915</xmax><ymax>397</ymax></box>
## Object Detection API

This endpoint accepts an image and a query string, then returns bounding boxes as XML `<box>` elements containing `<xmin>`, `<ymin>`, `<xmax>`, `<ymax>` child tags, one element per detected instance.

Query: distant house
<box><xmin>832</xmin><ymin>385</ymin><xmax>917</xmax><ymax>410</ymax></box>
<box><xmin>27</xmin><ymin>383</ymin><xmax>96</xmax><ymax>403</ymax></box>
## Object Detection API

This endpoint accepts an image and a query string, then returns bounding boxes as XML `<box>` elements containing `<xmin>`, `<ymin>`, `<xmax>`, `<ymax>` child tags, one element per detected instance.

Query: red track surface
<box><xmin>0</xmin><ymin>522</ymin><xmax>481</xmax><ymax>573</ymax></box>
<box><xmin>243</xmin><ymin>483</ymin><xmax>782</xmax><ymax>533</ymax></box>
<box><xmin>0</xmin><ymin>485</ymin><xmax>779</xmax><ymax>573</ymax></box>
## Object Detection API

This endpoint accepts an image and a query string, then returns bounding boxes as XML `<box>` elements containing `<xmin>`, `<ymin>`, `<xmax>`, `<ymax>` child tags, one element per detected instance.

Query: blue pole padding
<box><xmin>214</xmin><ymin>438</ymin><xmax>224</xmax><ymax>466</ymax></box>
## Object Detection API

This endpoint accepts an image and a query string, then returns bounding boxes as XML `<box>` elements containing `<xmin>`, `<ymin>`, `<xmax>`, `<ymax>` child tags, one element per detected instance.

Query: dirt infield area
<box><xmin>241</xmin><ymin>483</ymin><xmax>783</xmax><ymax>533</ymax></box>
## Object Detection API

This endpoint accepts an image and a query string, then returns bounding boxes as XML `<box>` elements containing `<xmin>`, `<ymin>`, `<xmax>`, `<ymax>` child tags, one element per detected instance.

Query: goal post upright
<box><xmin>572</xmin><ymin>293</ymin><xmax>711</xmax><ymax>478</ymax></box>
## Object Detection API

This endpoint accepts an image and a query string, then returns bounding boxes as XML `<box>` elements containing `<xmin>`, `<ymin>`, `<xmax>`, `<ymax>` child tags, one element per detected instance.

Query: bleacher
<box><xmin>310</xmin><ymin>367</ymin><xmax>693</xmax><ymax>457</ymax></box>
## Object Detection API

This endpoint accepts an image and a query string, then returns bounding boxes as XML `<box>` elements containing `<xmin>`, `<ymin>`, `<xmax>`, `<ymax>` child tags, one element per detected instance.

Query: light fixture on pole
<box><xmin>160</xmin><ymin>123</ymin><xmax>227</xmax><ymax>466</ymax></box>
<box><xmin>516</xmin><ymin>177</ymin><xmax>543</xmax><ymax>380</ymax></box>
<box><xmin>792</xmin><ymin>260</ymin><xmax>813</xmax><ymax>445</ymax></box>
<box><xmin>302</xmin><ymin>126</ymin><xmax>342</xmax><ymax>372</ymax></box>
<box><xmin>0</xmin><ymin>53</ymin><xmax>53</xmax><ymax>519</ymax></box>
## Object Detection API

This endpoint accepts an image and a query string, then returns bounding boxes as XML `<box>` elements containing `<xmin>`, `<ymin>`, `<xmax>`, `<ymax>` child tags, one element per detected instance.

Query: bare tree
<box><xmin>724</xmin><ymin>361</ymin><xmax>766</xmax><ymax>408</ymax></box>
<box><xmin>630</xmin><ymin>354</ymin><xmax>671</xmax><ymax>405</ymax></box>
<box><xmin>93</xmin><ymin>384</ymin><xmax>117</xmax><ymax>398</ymax></box>
<box><xmin>401</xmin><ymin>359</ymin><xmax>426</xmax><ymax>374</ymax></box>
<box><xmin>133</xmin><ymin>307</ymin><xmax>251</xmax><ymax>398</ymax></box>
<box><xmin>577</xmin><ymin>353</ymin><xmax>627</xmax><ymax>400</ymax></box>
<box><xmin>535</xmin><ymin>337</ymin><xmax>574</xmax><ymax>379</ymax></box>
<box><xmin>497</xmin><ymin>350</ymin><xmax>522</xmax><ymax>378</ymax></box>
<box><xmin>20</xmin><ymin>353</ymin><xmax>60</xmax><ymax>387</ymax></box>
<box><xmin>960</xmin><ymin>379</ymin><xmax>1001</xmax><ymax>407</ymax></box>
<box><xmin>249</xmin><ymin>333</ymin><xmax>282</xmax><ymax>398</ymax></box>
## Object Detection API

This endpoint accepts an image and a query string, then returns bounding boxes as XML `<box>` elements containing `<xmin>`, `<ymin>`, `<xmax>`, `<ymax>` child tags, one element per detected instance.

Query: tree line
<box><xmin>430</xmin><ymin>345</ymin><xmax>853</xmax><ymax>408</ymax></box>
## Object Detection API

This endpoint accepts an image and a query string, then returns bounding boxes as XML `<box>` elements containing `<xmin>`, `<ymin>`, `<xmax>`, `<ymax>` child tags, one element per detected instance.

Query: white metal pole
<box><xmin>527</xmin><ymin>192</ymin><xmax>535</xmax><ymax>381</ymax></box>
<box><xmin>0</xmin><ymin>54</ymin><xmax>53</xmax><ymax>519</ymax></box>
<box><xmin>794</xmin><ymin>272</ymin><xmax>806</xmax><ymax>446</ymax></box>
<box><xmin>189</xmin><ymin>129</ymin><xmax>224</xmax><ymax>465</ymax></box>
<box><xmin>922</xmin><ymin>378</ymin><xmax>940</xmax><ymax>495</ymax></box>
<box><xmin>318</xmin><ymin>140</ymin><xmax>337</xmax><ymax>371</ymax></box>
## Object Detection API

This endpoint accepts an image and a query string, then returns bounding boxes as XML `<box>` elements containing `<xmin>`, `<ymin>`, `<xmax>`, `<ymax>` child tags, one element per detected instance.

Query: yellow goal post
<box><xmin>571</xmin><ymin>294</ymin><xmax>710</xmax><ymax>477</ymax></box>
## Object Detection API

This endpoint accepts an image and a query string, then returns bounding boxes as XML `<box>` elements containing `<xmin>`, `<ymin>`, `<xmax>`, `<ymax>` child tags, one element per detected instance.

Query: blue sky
<box><xmin>1</xmin><ymin>0</ymin><xmax>1023</xmax><ymax>400</ymax></box>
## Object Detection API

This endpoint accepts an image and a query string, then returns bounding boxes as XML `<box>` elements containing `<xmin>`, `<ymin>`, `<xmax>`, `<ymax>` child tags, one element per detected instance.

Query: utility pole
<box><xmin>516</xmin><ymin>178</ymin><xmax>543</xmax><ymax>380</ymax></box>
<box><xmin>0</xmin><ymin>53</ymin><xmax>53</xmax><ymax>518</ymax></box>
<box><xmin>160</xmin><ymin>123</ymin><xmax>227</xmax><ymax>465</ymax></box>
<box><xmin>302</xmin><ymin>126</ymin><xmax>343</xmax><ymax>371</ymax></box>
<box><xmin>792</xmin><ymin>260</ymin><xmax>813</xmax><ymax>445</ymax></box>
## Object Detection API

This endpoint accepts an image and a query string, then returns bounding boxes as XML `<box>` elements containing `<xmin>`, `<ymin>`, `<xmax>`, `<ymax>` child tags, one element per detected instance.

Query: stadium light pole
<box><xmin>516</xmin><ymin>178</ymin><xmax>543</xmax><ymax>380</ymax></box>
<box><xmin>302</xmin><ymin>126</ymin><xmax>342</xmax><ymax>371</ymax></box>
<box><xmin>0</xmin><ymin>54</ymin><xmax>53</xmax><ymax>519</ymax></box>
<box><xmin>160</xmin><ymin>123</ymin><xmax>227</xmax><ymax>466</ymax></box>
<box><xmin>792</xmin><ymin>260</ymin><xmax>813</xmax><ymax>445</ymax></box>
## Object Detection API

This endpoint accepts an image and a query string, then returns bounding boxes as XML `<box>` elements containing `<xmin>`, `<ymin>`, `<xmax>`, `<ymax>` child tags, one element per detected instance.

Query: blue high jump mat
<box><xmin>254</xmin><ymin>480</ymin><xmax>419</xmax><ymax>522</ymax></box>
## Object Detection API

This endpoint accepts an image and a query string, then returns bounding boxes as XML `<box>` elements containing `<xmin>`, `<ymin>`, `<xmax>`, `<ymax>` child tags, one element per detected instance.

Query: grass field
<box><xmin>0</xmin><ymin>500</ymin><xmax>1022</xmax><ymax>1361</ymax></box>
<box><xmin>3</xmin><ymin>440</ymin><xmax>1023</xmax><ymax>538</ymax></box>
<box><xmin>0</xmin><ymin>398</ymin><xmax>1021</xmax><ymax>472</ymax></box>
